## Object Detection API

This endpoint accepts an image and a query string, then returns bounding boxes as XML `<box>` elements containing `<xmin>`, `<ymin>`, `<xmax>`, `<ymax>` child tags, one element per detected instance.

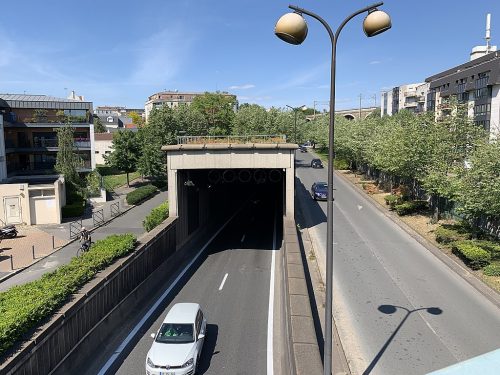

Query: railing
<box><xmin>6</xmin><ymin>138</ymin><xmax>90</xmax><ymax>148</ymax></box>
<box><xmin>7</xmin><ymin>162</ymin><xmax>57</xmax><ymax>176</ymax></box>
<box><xmin>34</xmin><ymin>139</ymin><xmax>58</xmax><ymax>147</ymax></box>
<box><xmin>177</xmin><ymin>135</ymin><xmax>287</xmax><ymax>144</ymax></box>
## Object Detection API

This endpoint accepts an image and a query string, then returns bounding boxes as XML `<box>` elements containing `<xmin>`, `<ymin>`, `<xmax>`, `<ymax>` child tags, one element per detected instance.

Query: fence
<box><xmin>110</xmin><ymin>202</ymin><xmax>120</xmax><ymax>217</ymax></box>
<box><xmin>92</xmin><ymin>209</ymin><xmax>105</xmax><ymax>227</ymax></box>
<box><xmin>69</xmin><ymin>219</ymin><xmax>83</xmax><ymax>240</ymax></box>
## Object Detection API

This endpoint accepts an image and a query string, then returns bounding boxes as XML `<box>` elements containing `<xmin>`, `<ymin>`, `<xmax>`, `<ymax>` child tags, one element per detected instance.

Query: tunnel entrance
<box><xmin>177</xmin><ymin>169</ymin><xmax>285</xmax><ymax>236</ymax></box>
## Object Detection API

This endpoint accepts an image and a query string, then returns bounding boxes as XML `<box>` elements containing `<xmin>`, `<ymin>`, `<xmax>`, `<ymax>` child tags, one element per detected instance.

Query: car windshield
<box><xmin>315</xmin><ymin>183</ymin><xmax>328</xmax><ymax>192</ymax></box>
<box><xmin>156</xmin><ymin>323</ymin><xmax>195</xmax><ymax>344</ymax></box>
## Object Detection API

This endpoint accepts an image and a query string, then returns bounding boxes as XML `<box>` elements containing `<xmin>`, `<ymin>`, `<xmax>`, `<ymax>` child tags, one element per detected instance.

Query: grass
<box><xmin>96</xmin><ymin>165</ymin><xmax>141</xmax><ymax>190</ymax></box>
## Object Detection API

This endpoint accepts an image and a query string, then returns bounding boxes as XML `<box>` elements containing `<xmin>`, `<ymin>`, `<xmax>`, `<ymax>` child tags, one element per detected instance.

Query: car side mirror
<box><xmin>150</xmin><ymin>333</ymin><xmax>155</xmax><ymax>339</ymax></box>
<box><xmin>198</xmin><ymin>333</ymin><xmax>205</xmax><ymax>340</ymax></box>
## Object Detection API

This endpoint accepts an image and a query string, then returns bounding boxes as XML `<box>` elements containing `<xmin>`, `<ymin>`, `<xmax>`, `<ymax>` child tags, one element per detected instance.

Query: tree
<box><xmin>104</xmin><ymin>131</ymin><xmax>140</xmax><ymax>187</ymax></box>
<box><xmin>55</xmin><ymin>123</ymin><xmax>82</xmax><ymax>188</ymax></box>
<box><xmin>455</xmin><ymin>140</ymin><xmax>500</xmax><ymax>220</ymax></box>
<box><xmin>190</xmin><ymin>92</ymin><xmax>236</xmax><ymax>135</ymax></box>
<box><xmin>93</xmin><ymin>115</ymin><xmax>107</xmax><ymax>133</ymax></box>
<box><xmin>128</xmin><ymin>111</ymin><xmax>145</xmax><ymax>127</ymax></box>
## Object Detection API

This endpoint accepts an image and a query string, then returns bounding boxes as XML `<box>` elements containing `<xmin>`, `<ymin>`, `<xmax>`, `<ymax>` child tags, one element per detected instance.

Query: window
<box><xmin>95</xmin><ymin>151</ymin><xmax>99</xmax><ymax>154</ymax></box>
<box><xmin>107</xmin><ymin>116</ymin><xmax>113</xmax><ymax>123</ymax></box>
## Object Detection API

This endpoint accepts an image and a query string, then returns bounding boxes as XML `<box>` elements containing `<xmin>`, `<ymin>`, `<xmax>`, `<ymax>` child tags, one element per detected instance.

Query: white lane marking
<box><xmin>97</xmin><ymin>211</ymin><xmax>240</xmax><ymax>375</ymax></box>
<box><xmin>218</xmin><ymin>273</ymin><xmax>228</xmax><ymax>291</ymax></box>
<box><xmin>267</xmin><ymin>210</ymin><xmax>277</xmax><ymax>375</ymax></box>
<box><xmin>241</xmin><ymin>234</ymin><xmax>246</xmax><ymax>243</ymax></box>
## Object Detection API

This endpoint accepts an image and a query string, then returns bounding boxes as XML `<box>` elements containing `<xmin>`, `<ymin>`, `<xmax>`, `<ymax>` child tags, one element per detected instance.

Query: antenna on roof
<box><xmin>486</xmin><ymin>13</ymin><xmax>492</xmax><ymax>53</ymax></box>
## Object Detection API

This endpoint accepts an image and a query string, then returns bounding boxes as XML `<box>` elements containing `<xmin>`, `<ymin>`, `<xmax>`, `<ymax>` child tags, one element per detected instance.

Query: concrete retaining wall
<box><xmin>283</xmin><ymin>218</ymin><xmax>323</xmax><ymax>375</ymax></box>
<box><xmin>0</xmin><ymin>217</ymin><xmax>178</xmax><ymax>375</ymax></box>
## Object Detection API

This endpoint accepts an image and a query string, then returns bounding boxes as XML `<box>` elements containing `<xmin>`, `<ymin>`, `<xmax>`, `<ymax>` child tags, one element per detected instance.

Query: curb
<box><xmin>0</xmin><ymin>195</ymin><xmax>145</xmax><ymax>284</ymax></box>
<box><xmin>335</xmin><ymin>170</ymin><xmax>500</xmax><ymax>309</ymax></box>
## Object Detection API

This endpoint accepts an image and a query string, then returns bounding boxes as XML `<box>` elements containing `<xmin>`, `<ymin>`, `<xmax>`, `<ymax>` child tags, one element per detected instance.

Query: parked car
<box><xmin>311</xmin><ymin>182</ymin><xmax>329</xmax><ymax>201</ymax></box>
<box><xmin>299</xmin><ymin>146</ymin><xmax>307</xmax><ymax>153</ymax></box>
<box><xmin>146</xmin><ymin>303</ymin><xmax>206</xmax><ymax>375</ymax></box>
<box><xmin>311</xmin><ymin>158</ymin><xmax>324</xmax><ymax>168</ymax></box>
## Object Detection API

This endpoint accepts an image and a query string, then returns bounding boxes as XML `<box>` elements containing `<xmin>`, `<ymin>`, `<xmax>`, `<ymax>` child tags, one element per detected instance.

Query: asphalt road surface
<box><xmin>78</xmin><ymin>185</ymin><xmax>282</xmax><ymax>375</ymax></box>
<box><xmin>295</xmin><ymin>151</ymin><xmax>500</xmax><ymax>375</ymax></box>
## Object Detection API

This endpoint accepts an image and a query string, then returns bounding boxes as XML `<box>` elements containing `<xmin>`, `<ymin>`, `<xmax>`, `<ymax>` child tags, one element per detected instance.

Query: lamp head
<box><xmin>363</xmin><ymin>8</ymin><xmax>391</xmax><ymax>37</ymax></box>
<box><xmin>275</xmin><ymin>12</ymin><xmax>308</xmax><ymax>45</ymax></box>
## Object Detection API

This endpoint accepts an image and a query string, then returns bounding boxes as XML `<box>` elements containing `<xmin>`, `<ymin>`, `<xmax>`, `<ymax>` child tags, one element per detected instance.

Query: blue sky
<box><xmin>0</xmin><ymin>0</ymin><xmax>499</xmax><ymax>111</ymax></box>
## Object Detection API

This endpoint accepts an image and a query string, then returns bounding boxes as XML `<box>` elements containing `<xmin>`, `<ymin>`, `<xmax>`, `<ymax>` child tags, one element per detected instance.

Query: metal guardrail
<box><xmin>177</xmin><ymin>135</ymin><xmax>287</xmax><ymax>144</ymax></box>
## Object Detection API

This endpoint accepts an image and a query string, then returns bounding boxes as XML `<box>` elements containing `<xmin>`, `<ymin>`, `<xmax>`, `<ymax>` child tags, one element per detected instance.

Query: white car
<box><xmin>146</xmin><ymin>303</ymin><xmax>207</xmax><ymax>375</ymax></box>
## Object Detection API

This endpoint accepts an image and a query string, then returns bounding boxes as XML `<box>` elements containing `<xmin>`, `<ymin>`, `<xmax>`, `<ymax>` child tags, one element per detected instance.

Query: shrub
<box><xmin>384</xmin><ymin>194</ymin><xmax>400</xmax><ymax>209</ymax></box>
<box><xmin>483</xmin><ymin>263</ymin><xmax>500</xmax><ymax>276</ymax></box>
<box><xmin>151</xmin><ymin>178</ymin><xmax>167</xmax><ymax>189</ymax></box>
<box><xmin>452</xmin><ymin>241</ymin><xmax>491</xmax><ymax>270</ymax></box>
<box><xmin>126</xmin><ymin>184</ymin><xmax>158</xmax><ymax>205</ymax></box>
<box><xmin>0</xmin><ymin>233</ymin><xmax>136</xmax><ymax>357</ymax></box>
<box><xmin>143</xmin><ymin>201</ymin><xmax>169</xmax><ymax>232</ymax></box>
<box><xmin>62</xmin><ymin>201</ymin><xmax>85</xmax><ymax>218</ymax></box>
<box><xmin>473</xmin><ymin>240</ymin><xmax>500</xmax><ymax>260</ymax></box>
<box><xmin>333</xmin><ymin>158</ymin><xmax>349</xmax><ymax>170</ymax></box>
<box><xmin>394</xmin><ymin>200</ymin><xmax>428</xmax><ymax>216</ymax></box>
<box><xmin>434</xmin><ymin>226</ymin><xmax>470</xmax><ymax>244</ymax></box>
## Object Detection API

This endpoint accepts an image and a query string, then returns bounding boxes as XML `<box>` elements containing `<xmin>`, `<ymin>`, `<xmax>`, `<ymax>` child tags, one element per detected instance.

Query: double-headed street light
<box><xmin>286</xmin><ymin>104</ymin><xmax>307</xmax><ymax>144</ymax></box>
<box><xmin>275</xmin><ymin>4</ymin><xmax>391</xmax><ymax>375</ymax></box>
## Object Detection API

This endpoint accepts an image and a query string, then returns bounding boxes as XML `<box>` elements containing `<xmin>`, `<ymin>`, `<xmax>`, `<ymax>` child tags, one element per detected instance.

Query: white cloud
<box><xmin>228</xmin><ymin>84</ymin><xmax>255</xmax><ymax>90</ymax></box>
<box><xmin>369</xmin><ymin>60</ymin><xmax>381</xmax><ymax>65</ymax></box>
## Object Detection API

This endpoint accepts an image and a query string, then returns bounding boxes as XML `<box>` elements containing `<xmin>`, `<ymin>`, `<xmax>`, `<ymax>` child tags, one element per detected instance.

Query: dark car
<box><xmin>311</xmin><ymin>182</ymin><xmax>329</xmax><ymax>201</ymax></box>
<box><xmin>311</xmin><ymin>158</ymin><xmax>323</xmax><ymax>168</ymax></box>
<box><xmin>299</xmin><ymin>146</ymin><xmax>307</xmax><ymax>153</ymax></box>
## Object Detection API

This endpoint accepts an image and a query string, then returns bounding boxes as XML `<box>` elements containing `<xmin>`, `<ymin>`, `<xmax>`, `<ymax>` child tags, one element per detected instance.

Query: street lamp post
<box><xmin>275</xmin><ymin>4</ymin><xmax>391</xmax><ymax>375</ymax></box>
<box><xmin>286</xmin><ymin>104</ymin><xmax>306</xmax><ymax>144</ymax></box>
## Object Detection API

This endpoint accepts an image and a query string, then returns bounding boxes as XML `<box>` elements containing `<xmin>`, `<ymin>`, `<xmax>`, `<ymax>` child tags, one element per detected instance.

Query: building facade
<box><xmin>94</xmin><ymin>132</ymin><xmax>114</xmax><ymax>165</ymax></box>
<box><xmin>425</xmin><ymin>51</ymin><xmax>500</xmax><ymax>138</ymax></box>
<box><xmin>381</xmin><ymin>82</ymin><xmax>429</xmax><ymax>116</ymax></box>
<box><xmin>0</xmin><ymin>94</ymin><xmax>95</xmax><ymax>179</ymax></box>
<box><xmin>144</xmin><ymin>91</ymin><xmax>237</xmax><ymax>121</ymax></box>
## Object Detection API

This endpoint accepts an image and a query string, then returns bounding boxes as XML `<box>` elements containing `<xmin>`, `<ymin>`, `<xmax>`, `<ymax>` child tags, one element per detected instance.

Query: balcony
<box><xmin>6</xmin><ymin>138</ymin><xmax>91</xmax><ymax>151</ymax></box>
<box><xmin>6</xmin><ymin>159</ymin><xmax>92</xmax><ymax>177</ymax></box>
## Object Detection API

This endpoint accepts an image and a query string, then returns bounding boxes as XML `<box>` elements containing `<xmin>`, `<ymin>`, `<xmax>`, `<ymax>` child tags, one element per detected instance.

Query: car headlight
<box><xmin>147</xmin><ymin>357</ymin><xmax>156</xmax><ymax>368</ymax></box>
<box><xmin>182</xmin><ymin>358</ymin><xmax>194</xmax><ymax>368</ymax></box>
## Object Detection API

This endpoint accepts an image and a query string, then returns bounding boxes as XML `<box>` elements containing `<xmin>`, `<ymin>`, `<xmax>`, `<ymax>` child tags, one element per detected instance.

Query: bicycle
<box><xmin>76</xmin><ymin>239</ymin><xmax>93</xmax><ymax>257</ymax></box>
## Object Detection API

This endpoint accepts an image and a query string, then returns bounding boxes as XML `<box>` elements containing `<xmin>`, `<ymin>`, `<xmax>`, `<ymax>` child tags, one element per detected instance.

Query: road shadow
<box><xmin>294</xmin><ymin>177</ymin><xmax>327</xmax><ymax>230</ymax></box>
<box><xmin>363</xmin><ymin>304</ymin><xmax>443</xmax><ymax>375</ymax></box>
<box><xmin>198</xmin><ymin>324</ymin><xmax>219</xmax><ymax>373</ymax></box>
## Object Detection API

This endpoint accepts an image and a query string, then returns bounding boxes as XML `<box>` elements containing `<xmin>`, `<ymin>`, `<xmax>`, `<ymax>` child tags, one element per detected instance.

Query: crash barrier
<box><xmin>0</xmin><ymin>217</ymin><xmax>177</xmax><ymax>375</ymax></box>
<box><xmin>283</xmin><ymin>218</ymin><xmax>323</xmax><ymax>375</ymax></box>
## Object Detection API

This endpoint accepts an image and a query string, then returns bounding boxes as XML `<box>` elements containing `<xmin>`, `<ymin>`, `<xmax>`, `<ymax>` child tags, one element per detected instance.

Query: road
<box><xmin>76</xmin><ymin>185</ymin><xmax>282</xmax><ymax>375</ymax></box>
<box><xmin>295</xmin><ymin>151</ymin><xmax>500</xmax><ymax>375</ymax></box>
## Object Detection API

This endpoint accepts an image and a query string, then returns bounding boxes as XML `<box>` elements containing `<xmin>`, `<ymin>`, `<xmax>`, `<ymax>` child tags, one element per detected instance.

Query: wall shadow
<box><xmin>294</xmin><ymin>176</ymin><xmax>327</xmax><ymax>229</ymax></box>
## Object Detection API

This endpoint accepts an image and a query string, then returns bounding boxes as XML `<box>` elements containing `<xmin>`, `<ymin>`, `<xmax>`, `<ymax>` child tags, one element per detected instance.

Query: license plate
<box><xmin>159</xmin><ymin>373</ymin><xmax>174</xmax><ymax>375</ymax></box>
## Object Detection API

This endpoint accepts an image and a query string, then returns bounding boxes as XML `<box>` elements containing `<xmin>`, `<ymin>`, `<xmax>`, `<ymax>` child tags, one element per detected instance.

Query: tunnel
<box><xmin>175</xmin><ymin>168</ymin><xmax>286</xmax><ymax>239</ymax></box>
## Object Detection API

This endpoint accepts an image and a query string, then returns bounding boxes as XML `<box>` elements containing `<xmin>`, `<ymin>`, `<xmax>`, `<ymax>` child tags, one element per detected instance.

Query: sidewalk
<box><xmin>0</xmin><ymin>186</ymin><xmax>167</xmax><ymax>291</ymax></box>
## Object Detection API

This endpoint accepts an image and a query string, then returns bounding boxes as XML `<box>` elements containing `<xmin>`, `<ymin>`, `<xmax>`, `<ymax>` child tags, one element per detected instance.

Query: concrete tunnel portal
<box><xmin>162</xmin><ymin>142</ymin><xmax>297</xmax><ymax>242</ymax></box>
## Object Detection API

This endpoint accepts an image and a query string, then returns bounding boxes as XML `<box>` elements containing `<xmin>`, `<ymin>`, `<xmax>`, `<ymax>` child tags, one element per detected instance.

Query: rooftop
<box><xmin>163</xmin><ymin>303</ymin><xmax>200</xmax><ymax>323</ymax></box>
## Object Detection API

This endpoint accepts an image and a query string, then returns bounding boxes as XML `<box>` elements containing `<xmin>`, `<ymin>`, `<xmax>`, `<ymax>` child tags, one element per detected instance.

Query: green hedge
<box><xmin>0</xmin><ymin>233</ymin><xmax>136</xmax><ymax>357</ymax></box>
<box><xmin>151</xmin><ymin>178</ymin><xmax>167</xmax><ymax>189</ymax></box>
<box><xmin>143</xmin><ymin>201</ymin><xmax>169</xmax><ymax>232</ymax></box>
<box><xmin>473</xmin><ymin>240</ymin><xmax>500</xmax><ymax>260</ymax></box>
<box><xmin>384</xmin><ymin>194</ymin><xmax>401</xmax><ymax>209</ymax></box>
<box><xmin>452</xmin><ymin>240</ymin><xmax>491</xmax><ymax>270</ymax></box>
<box><xmin>435</xmin><ymin>226</ymin><xmax>470</xmax><ymax>244</ymax></box>
<box><xmin>394</xmin><ymin>200</ymin><xmax>428</xmax><ymax>216</ymax></box>
<box><xmin>126</xmin><ymin>184</ymin><xmax>158</xmax><ymax>205</ymax></box>
<box><xmin>483</xmin><ymin>263</ymin><xmax>500</xmax><ymax>276</ymax></box>
<box><xmin>62</xmin><ymin>201</ymin><xmax>85</xmax><ymax>218</ymax></box>
<box><xmin>333</xmin><ymin>158</ymin><xmax>350</xmax><ymax>170</ymax></box>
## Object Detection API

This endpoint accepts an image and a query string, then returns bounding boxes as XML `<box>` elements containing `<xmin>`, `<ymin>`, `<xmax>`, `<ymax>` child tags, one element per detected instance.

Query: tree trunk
<box><xmin>126</xmin><ymin>172</ymin><xmax>130</xmax><ymax>187</ymax></box>
<box><xmin>432</xmin><ymin>195</ymin><xmax>441</xmax><ymax>223</ymax></box>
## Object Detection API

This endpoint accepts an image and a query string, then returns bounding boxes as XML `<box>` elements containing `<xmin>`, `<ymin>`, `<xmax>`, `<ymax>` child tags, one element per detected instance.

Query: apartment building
<box><xmin>425</xmin><ymin>51</ymin><xmax>500</xmax><ymax>138</ymax></box>
<box><xmin>144</xmin><ymin>91</ymin><xmax>237</xmax><ymax>121</ymax></box>
<box><xmin>381</xmin><ymin>82</ymin><xmax>429</xmax><ymax>116</ymax></box>
<box><xmin>0</xmin><ymin>94</ymin><xmax>95</xmax><ymax>179</ymax></box>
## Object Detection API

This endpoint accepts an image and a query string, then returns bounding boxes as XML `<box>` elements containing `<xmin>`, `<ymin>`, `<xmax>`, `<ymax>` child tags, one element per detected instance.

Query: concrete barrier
<box><xmin>283</xmin><ymin>218</ymin><xmax>323</xmax><ymax>375</ymax></box>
